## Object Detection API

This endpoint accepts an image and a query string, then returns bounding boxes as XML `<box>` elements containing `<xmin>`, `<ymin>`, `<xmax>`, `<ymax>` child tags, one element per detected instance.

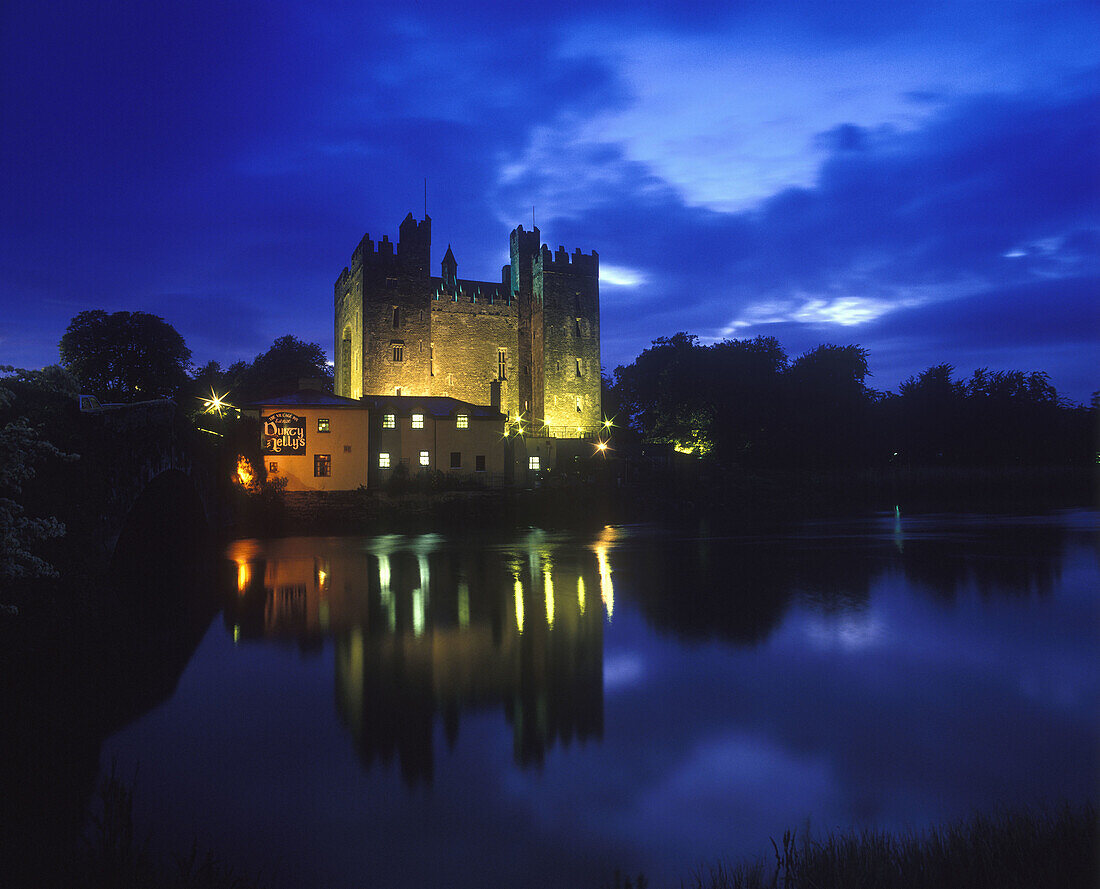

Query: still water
<box><xmin>101</xmin><ymin>511</ymin><xmax>1098</xmax><ymax>887</ymax></box>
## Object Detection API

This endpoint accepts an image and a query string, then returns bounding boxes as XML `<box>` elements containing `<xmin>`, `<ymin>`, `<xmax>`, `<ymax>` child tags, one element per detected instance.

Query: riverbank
<box><xmin>669</xmin><ymin>805</ymin><xmax>1097</xmax><ymax>889</ymax></box>
<box><xmin>227</xmin><ymin>463</ymin><xmax>1096</xmax><ymax>538</ymax></box>
<box><xmin>51</xmin><ymin>793</ymin><xmax>1100</xmax><ymax>889</ymax></box>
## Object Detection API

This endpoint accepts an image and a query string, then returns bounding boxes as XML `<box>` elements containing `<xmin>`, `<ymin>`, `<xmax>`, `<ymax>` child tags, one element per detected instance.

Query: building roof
<box><xmin>363</xmin><ymin>394</ymin><xmax>505</xmax><ymax>420</ymax></box>
<box><xmin>250</xmin><ymin>389</ymin><xmax>363</xmax><ymax>408</ymax></box>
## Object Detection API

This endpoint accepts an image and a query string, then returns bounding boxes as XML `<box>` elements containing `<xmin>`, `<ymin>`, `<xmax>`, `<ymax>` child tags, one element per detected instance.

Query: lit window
<box><xmin>268</xmin><ymin>462</ymin><xmax>278</xmax><ymax>473</ymax></box>
<box><xmin>382</xmin><ymin>413</ymin><xmax>395</xmax><ymax>428</ymax></box>
<box><xmin>450</xmin><ymin>451</ymin><xmax>461</xmax><ymax>468</ymax></box>
<box><xmin>529</xmin><ymin>456</ymin><xmax>540</xmax><ymax>470</ymax></box>
<box><xmin>318</xmin><ymin>418</ymin><xmax>330</xmax><ymax>433</ymax></box>
<box><xmin>456</xmin><ymin>413</ymin><xmax>468</xmax><ymax>429</ymax></box>
<box><xmin>379</xmin><ymin>452</ymin><xmax>390</xmax><ymax>468</ymax></box>
<box><xmin>419</xmin><ymin>450</ymin><xmax>430</xmax><ymax>466</ymax></box>
<box><xmin>475</xmin><ymin>455</ymin><xmax>486</xmax><ymax>472</ymax></box>
<box><xmin>314</xmin><ymin>455</ymin><xmax>331</xmax><ymax>477</ymax></box>
<box><xmin>412</xmin><ymin>413</ymin><xmax>424</xmax><ymax>429</ymax></box>
<box><xmin>498</xmin><ymin>349</ymin><xmax>506</xmax><ymax>380</ymax></box>
<box><xmin>392</xmin><ymin>343</ymin><xmax>404</xmax><ymax>362</ymax></box>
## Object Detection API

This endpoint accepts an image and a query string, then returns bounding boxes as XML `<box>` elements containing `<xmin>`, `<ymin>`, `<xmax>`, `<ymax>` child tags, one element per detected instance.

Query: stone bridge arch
<box><xmin>82</xmin><ymin>401</ymin><xmax>222</xmax><ymax>560</ymax></box>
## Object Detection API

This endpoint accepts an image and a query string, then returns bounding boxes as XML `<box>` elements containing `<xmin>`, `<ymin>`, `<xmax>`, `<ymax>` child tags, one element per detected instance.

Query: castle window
<box><xmin>317</xmin><ymin>418</ymin><xmax>330</xmax><ymax>433</ymax></box>
<box><xmin>393</xmin><ymin>307</ymin><xmax>400</xmax><ymax>329</ymax></box>
<box><xmin>456</xmin><ymin>413</ymin><xmax>468</xmax><ymax>429</ymax></box>
<box><xmin>475</xmin><ymin>455</ymin><xmax>486</xmax><ymax>472</ymax></box>
<box><xmin>576</xmin><ymin>396</ymin><xmax>582</xmax><ymax>412</ymax></box>
<box><xmin>382</xmin><ymin>413</ymin><xmax>395</xmax><ymax>429</ymax></box>
<box><xmin>314</xmin><ymin>455</ymin><xmax>331</xmax><ymax>477</ymax></box>
<box><xmin>419</xmin><ymin>310</ymin><xmax>424</xmax><ymax>322</ymax></box>
<box><xmin>450</xmin><ymin>451</ymin><xmax>461</xmax><ymax>469</ymax></box>
<box><xmin>343</xmin><ymin>444</ymin><xmax>352</xmax><ymax>453</ymax></box>
<box><xmin>498</xmin><ymin>349</ymin><xmax>506</xmax><ymax>380</ymax></box>
<box><xmin>412</xmin><ymin>413</ymin><xmax>424</xmax><ymax>429</ymax></box>
<box><xmin>379</xmin><ymin>452</ymin><xmax>390</xmax><ymax>468</ymax></box>
<box><xmin>419</xmin><ymin>450</ymin><xmax>430</xmax><ymax>466</ymax></box>
<box><xmin>430</xmin><ymin>344</ymin><xmax>434</xmax><ymax>377</ymax></box>
<box><xmin>575</xmin><ymin>358</ymin><xmax>582</xmax><ymax>377</ymax></box>
<box><xmin>575</xmin><ymin>318</ymin><xmax>582</xmax><ymax>336</ymax></box>
<box><xmin>395</xmin><ymin>387</ymin><xmax>403</xmax><ymax>396</ymax></box>
<box><xmin>528</xmin><ymin>456</ymin><xmax>540</xmax><ymax>471</ymax></box>
<box><xmin>392</xmin><ymin>343</ymin><xmax>404</xmax><ymax>362</ymax></box>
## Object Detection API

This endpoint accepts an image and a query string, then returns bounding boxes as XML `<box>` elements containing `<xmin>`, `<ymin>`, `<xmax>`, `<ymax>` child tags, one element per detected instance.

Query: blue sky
<box><xmin>2</xmin><ymin>0</ymin><xmax>1098</xmax><ymax>400</ymax></box>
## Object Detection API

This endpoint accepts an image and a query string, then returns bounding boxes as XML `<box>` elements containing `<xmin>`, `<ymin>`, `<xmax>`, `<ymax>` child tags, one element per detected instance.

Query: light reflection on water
<box><xmin>100</xmin><ymin>511</ymin><xmax>1098</xmax><ymax>889</ymax></box>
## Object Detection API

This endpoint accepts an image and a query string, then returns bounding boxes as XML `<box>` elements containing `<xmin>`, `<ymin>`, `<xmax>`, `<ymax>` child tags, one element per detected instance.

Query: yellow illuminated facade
<box><xmin>334</xmin><ymin>214</ymin><xmax>601</xmax><ymax>436</ymax></box>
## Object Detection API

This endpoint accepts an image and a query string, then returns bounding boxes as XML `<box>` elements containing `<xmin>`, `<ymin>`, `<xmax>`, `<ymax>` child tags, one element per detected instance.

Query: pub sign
<box><xmin>262</xmin><ymin>412</ymin><xmax>306</xmax><ymax>454</ymax></box>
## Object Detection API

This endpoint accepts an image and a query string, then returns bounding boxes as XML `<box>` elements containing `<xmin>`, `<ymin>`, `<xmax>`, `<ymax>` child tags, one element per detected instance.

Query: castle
<box><xmin>334</xmin><ymin>213</ymin><xmax>601</xmax><ymax>434</ymax></box>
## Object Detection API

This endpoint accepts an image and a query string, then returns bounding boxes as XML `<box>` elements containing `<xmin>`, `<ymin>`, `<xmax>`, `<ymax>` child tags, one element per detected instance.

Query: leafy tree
<box><xmin>235</xmin><ymin>335</ymin><xmax>333</xmax><ymax>403</ymax></box>
<box><xmin>889</xmin><ymin>364</ymin><xmax>967</xmax><ymax>463</ymax></box>
<box><xmin>708</xmin><ymin>336</ymin><xmax>789</xmax><ymax>465</ymax></box>
<box><xmin>614</xmin><ymin>333</ymin><xmax>714</xmax><ymax>454</ymax></box>
<box><xmin>59</xmin><ymin>310</ymin><xmax>191</xmax><ymax>402</ymax></box>
<box><xmin>0</xmin><ymin>366</ymin><xmax>79</xmax><ymax>582</ymax></box>
<box><xmin>783</xmin><ymin>344</ymin><xmax>874</xmax><ymax>467</ymax></box>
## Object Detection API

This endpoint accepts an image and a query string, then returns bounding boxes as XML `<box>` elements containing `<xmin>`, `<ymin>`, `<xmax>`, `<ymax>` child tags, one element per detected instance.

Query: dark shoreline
<box><xmin>227</xmin><ymin>464</ymin><xmax>1097</xmax><ymax>539</ymax></box>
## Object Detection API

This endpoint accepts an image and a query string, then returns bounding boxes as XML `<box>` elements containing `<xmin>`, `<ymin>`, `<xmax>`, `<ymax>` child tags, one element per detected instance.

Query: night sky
<box><xmin>2</xmin><ymin>1</ymin><xmax>1098</xmax><ymax>402</ymax></box>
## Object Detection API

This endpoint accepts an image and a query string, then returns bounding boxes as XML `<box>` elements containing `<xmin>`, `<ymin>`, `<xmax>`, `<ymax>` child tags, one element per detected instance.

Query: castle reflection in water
<box><xmin>224</xmin><ymin>529</ymin><xmax>617</xmax><ymax>784</ymax></box>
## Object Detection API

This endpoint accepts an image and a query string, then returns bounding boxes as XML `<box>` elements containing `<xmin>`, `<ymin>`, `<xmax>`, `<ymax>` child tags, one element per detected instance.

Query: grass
<box><xmin>77</xmin><ymin>765</ymin><xmax>269</xmax><ymax>889</ymax></box>
<box><xmin>679</xmin><ymin>806</ymin><xmax>1098</xmax><ymax>889</ymax></box>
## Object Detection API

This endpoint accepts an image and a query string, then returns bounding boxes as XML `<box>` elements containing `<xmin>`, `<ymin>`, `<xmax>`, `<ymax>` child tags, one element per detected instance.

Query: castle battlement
<box><xmin>432</xmin><ymin>279</ymin><xmax>513</xmax><ymax>307</ymax></box>
<box><xmin>537</xmin><ymin>245</ymin><xmax>599</xmax><ymax>275</ymax></box>
<box><xmin>350</xmin><ymin>233</ymin><xmax>399</xmax><ymax>270</ymax></box>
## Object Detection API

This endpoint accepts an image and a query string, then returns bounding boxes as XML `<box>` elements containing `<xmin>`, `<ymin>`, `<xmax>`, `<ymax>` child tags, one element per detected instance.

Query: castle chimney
<box><xmin>490</xmin><ymin>380</ymin><xmax>501</xmax><ymax>411</ymax></box>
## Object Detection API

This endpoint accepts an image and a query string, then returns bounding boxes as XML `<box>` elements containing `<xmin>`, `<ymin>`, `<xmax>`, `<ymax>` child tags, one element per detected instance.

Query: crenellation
<box><xmin>336</xmin><ymin>213</ymin><xmax>599</xmax><ymax>430</ymax></box>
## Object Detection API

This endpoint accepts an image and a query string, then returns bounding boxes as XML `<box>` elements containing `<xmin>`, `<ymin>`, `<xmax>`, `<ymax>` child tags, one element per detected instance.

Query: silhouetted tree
<box><xmin>781</xmin><ymin>344</ymin><xmax>874</xmax><ymax>468</ymax></box>
<box><xmin>886</xmin><ymin>364</ymin><xmax>967</xmax><ymax>464</ymax></box>
<box><xmin>708</xmin><ymin>335</ymin><xmax>788</xmax><ymax>466</ymax></box>
<box><xmin>614</xmin><ymin>333</ymin><xmax>715</xmax><ymax>454</ymax></box>
<box><xmin>236</xmin><ymin>335</ymin><xmax>333</xmax><ymax>403</ymax></box>
<box><xmin>59</xmin><ymin>310</ymin><xmax>191</xmax><ymax>402</ymax></box>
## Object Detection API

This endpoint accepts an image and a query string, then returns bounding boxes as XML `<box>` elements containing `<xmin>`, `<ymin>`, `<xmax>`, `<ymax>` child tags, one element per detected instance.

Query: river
<box><xmin>97</xmin><ymin>510</ymin><xmax>1098</xmax><ymax>887</ymax></box>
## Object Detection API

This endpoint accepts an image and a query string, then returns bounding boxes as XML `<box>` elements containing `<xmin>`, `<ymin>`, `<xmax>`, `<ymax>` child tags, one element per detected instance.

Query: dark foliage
<box><xmin>613</xmin><ymin>334</ymin><xmax>1095</xmax><ymax>470</ymax></box>
<box><xmin>184</xmin><ymin>336</ymin><xmax>333</xmax><ymax>413</ymax></box>
<box><xmin>59</xmin><ymin>311</ymin><xmax>191</xmax><ymax>402</ymax></box>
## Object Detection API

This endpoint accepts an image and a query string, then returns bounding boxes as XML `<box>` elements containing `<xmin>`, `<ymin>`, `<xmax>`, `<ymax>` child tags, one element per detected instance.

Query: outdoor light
<box><xmin>201</xmin><ymin>388</ymin><xmax>235</xmax><ymax>416</ymax></box>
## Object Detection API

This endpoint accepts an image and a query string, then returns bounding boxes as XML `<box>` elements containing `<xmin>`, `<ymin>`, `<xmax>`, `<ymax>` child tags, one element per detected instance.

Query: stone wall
<box><xmin>338</xmin><ymin>215</ymin><xmax>600</xmax><ymax>430</ymax></box>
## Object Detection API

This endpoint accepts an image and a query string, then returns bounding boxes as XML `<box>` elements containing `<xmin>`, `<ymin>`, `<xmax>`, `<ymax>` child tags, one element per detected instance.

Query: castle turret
<box><xmin>441</xmin><ymin>245</ymin><xmax>457</xmax><ymax>293</ymax></box>
<box><xmin>511</xmin><ymin>225</ymin><xmax>541</xmax><ymax>420</ymax></box>
<box><xmin>536</xmin><ymin>243</ymin><xmax>600</xmax><ymax>430</ymax></box>
<box><xmin>398</xmin><ymin>212</ymin><xmax>431</xmax><ymax>278</ymax></box>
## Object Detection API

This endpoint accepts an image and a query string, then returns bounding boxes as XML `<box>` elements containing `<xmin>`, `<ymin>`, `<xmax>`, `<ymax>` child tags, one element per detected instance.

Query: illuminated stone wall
<box><xmin>536</xmin><ymin>245</ymin><xmax>602</xmax><ymax>431</ymax></box>
<box><xmin>335</xmin><ymin>215</ymin><xmax>600</xmax><ymax>431</ymax></box>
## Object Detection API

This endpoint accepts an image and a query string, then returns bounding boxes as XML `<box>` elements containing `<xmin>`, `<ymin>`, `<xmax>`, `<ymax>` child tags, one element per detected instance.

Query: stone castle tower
<box><xmin>334</xmin><ymin>213</ymin><xmax>601</xmax><ymax>433</ymax></box>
